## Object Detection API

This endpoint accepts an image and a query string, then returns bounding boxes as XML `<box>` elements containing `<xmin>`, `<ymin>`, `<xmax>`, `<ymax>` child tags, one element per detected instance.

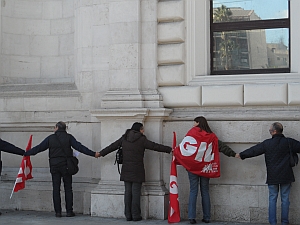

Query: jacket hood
<box><xmin>126</xmin><ymin>130</ymin><xmax>143</xmax><ymax>143</ymax></box>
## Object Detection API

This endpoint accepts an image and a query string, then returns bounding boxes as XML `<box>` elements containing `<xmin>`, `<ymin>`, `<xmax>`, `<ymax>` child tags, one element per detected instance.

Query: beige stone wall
<box><xmin>0</xmin><ymin>0</ymin><xmax>300</xmax><ymax>223</ymax></box>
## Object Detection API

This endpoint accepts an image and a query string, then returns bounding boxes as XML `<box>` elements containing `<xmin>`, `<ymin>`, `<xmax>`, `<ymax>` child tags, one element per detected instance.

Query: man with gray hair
<box><xmin>24</xmin><ymin>121</ymin><xmax>100</xmax><ymax>218</ymax></box>
<box><xmin>237</xmin><ymin>122</ymin><xmax>300</xmax><ymax>225</ymax></box>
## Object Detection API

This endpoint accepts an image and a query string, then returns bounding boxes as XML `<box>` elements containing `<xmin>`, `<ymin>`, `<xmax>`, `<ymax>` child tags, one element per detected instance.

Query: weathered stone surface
<box><xmin>1</xmin><ymin>0</ymin><xmax>300</xmax><ymax>223</ymax></box>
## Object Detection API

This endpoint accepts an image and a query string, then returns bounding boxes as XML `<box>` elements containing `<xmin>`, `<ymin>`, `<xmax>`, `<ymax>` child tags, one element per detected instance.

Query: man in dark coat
<box><xmin>24</xmin><ymin>121</ymin><xmax>100</xmax><ymax>218</ymax></box>
<box><xmin>99</xmin><ymin>122</ymin><xmax>172</xmax><ymax>221</ymax></box>
<box><xmin>238</xmin><ymin>122</ymin><xmax>300</xmax><ymax>225</ymax></box>
<box><xmin>0</xmin><ymin>138</ymin><xmax>25</xmax><ymax>216</ymax></box>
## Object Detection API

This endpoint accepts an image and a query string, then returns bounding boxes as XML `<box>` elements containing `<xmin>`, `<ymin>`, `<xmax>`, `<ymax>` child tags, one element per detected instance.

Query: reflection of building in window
<box><xmin>267</xmin><ymin>42</ymin><xmax>289</xmax><ymax>68</ymax></box>
<box><xmin>213</xmin><ymin>7</ymin><xmax>268</xmax><ymax>70</ymax></box>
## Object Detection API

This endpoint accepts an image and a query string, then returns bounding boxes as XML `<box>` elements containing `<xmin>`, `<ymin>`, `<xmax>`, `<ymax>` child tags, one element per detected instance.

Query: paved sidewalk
<box><xmin>0</xmin><ymin>210</ymin><xmax>270</xmax><ymax>225</ymax></box>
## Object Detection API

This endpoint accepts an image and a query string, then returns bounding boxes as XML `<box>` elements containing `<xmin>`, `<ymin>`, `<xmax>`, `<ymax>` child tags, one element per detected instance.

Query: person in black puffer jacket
<box><xmin>238</xmin><ymin>122</ymin><xmax>300</xmax><ymax>225</ymax></box>
<box><xmin>24</xmin><ymin>121</ymin><xmax>100</xmax><ymax>218</ymax></box>
<box><xmin>99</xmin><ymin>122</ymin><xmax>172</xmax><ymax>221</ymax></box>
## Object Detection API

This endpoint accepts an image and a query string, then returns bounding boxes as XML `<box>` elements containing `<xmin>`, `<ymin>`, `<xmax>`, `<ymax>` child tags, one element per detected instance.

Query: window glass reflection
<box><xmin>213</xmin><ymin>28</ymin><xmax>289</xmax><ymax>71</ymax></box>
<box><xmin>213</xmin><ymin>0</ymin><xmax>288</xmax><ymax>22</ymax></box>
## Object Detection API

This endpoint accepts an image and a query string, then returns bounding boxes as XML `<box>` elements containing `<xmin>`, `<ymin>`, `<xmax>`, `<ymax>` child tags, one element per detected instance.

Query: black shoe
<box><xmin>0</xmin><ymin>212</ymin><xmax>2</xmax><ymax>216</ymax></box>
<box><xmin>126</xmin><ymin>217</ymin><xmax>133</xmax><ymax>221</ymax></box>
<box><xmin>202</xmin><ymin>219</ymin><xmax>210</xmax><ymax>223</ymax></box>
<box><xmin>189</xmin><ymin>219</ymin><xmax>197</xmax><ymax>224</ymax></box>
<box><xmin>133</xmin><ymin>217</ymin><xmax>142</xmax><ymax>221</ymax></box>
<box><xmin>55</xmin><ymin>213</ymin><xmax>62</xmax><ymax>218</ymax></box>
<box><xmin>66</xmin><ymin>212</ymin><xmax>75</xmax><ymax>217</ymax></box>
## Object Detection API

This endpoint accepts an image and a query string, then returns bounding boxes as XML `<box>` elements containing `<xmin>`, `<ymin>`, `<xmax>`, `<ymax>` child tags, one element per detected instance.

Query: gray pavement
<box><xmin>0</xmin><ymin>209</ymin><xmax>270</xmax><ymax>225</ymax></box>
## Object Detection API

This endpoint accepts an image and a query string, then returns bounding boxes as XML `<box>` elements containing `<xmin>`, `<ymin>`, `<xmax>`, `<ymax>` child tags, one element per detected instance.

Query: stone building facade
<box><xmin>0</xmin><ymin>0</ymin><xmax>300</xmax><ymax>223</ymax></box>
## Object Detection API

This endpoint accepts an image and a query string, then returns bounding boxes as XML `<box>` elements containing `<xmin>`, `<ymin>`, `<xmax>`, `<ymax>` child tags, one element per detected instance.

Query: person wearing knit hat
<box><xmin>99</xmin><ymin>122</ymin><xmax>172</xmax><ymax>221</ymax></box>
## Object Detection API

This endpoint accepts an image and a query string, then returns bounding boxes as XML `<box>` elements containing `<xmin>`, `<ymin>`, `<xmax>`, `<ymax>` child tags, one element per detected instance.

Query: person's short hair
<box><xmin>131</xmin><ymin>122</ymin><xmax>143</xmax><ymax>132</ymax></box>
<box><xmin>56</xmin><ymin>121</ymin><xmax>67</xmax><ymax>131</ymax></box>
<box><xmin>271</xmin><ymin>122</ymin><xmax>283</xmax><ymax>134</ymax></box>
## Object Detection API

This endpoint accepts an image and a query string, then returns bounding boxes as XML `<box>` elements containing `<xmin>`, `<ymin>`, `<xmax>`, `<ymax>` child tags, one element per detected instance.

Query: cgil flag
<box><xmin>168</xmin><ymin>127</ymin><xmax>221</xmax><ymax>223</ymax></box>
<box><xmin>168</xmin><ymin>132</ymin><xmax>180</xmax><ymax>223</ymax></box>
<box><xmin>10</xmin><ymin>135</ymin><xmax>33</xmax><ymax>198</ymax></box>
<box><xmin>173</xmin><ymin>126</ymin><xmax>220</xmax><ymax>178</ymax></box>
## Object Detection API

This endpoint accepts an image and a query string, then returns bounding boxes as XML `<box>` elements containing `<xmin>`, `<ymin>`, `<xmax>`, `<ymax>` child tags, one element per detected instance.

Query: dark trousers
<box><xmin>124</xmin><ymin>181</ymin><xmax>142</xmax><ymax>220</ymax></box>
<box><xmin>51</xmin><ymin>165</ymin><xmax>73</xmax><ymax>214</ymax></box>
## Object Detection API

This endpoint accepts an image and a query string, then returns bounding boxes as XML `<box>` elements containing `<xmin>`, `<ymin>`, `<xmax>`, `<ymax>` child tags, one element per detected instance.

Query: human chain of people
<box><xmin>1</xmin><ymin>119</ymin><xmax>299</xmax><ymax>225</ymax></box>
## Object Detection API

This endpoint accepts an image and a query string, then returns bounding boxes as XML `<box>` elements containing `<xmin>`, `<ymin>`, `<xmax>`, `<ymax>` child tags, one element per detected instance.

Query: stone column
<box><xmin>89</xmin><ymin>0</ymin><xmax>172</xmax><ymax>219</ymax></box>
<box><xmin>90</xmin><ymin>108</ymin><xmax>172</xmax><ymax>219</ymax></box>
<box><xmin>100</xmin><ymin>0</ymin><xmax>143</xmax><ymax>109</ymax></box>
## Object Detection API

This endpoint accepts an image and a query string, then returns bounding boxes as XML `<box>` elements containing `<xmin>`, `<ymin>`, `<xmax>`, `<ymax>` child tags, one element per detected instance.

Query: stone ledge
<box><xmin>0</xmin><ymin>83</ymin><xmax>80</xmax><ymax>97</ymax></box>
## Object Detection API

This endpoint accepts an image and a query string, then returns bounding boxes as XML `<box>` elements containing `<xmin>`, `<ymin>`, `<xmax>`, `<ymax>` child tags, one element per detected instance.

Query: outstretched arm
<box><xmin>23</xmin><ymin>137</ymin><xmax>50</xmax><ymax>156</ymax></box>
<box><xmin>0</xmin><ymin>139</ymin><xmax>24</xmax><ymax>156</ymax></box>
<box><xmin>239</xmin><ymin>142</ymin><xmax>265</xmax><ymax>160</ymax></box>
<box><xmin>99</xmin><ymin>137</ymin><xmax>123</xmax><ymax>157</ymax></box>
<box><xmin>69</xmin><ymin>135</ymin><xmax>97</xmax><ymax>157</ymax></box>
<box><xmin>144</xmin><ymin>138</ymin><xmax>172</xmax><ymax>153</ymax></box>
<box><xmin>218</xmin><ymin>140</ymin><xmax>237</xmax><ymax>157</ymax></box>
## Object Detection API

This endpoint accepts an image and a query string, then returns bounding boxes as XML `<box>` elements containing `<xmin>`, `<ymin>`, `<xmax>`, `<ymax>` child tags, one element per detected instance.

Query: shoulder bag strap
<box><xmin>287</xmin><ymin>138</ymin><xmax>292</xmax><ymax>154</ymax></box>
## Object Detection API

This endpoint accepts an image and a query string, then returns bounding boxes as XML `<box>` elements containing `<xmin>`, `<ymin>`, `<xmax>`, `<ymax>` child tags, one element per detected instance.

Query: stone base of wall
<box><xmin>0</xmin><ymin>177</ymin><xmax>98</xmax><ymax>215</ymax></box>
<box><xmin>91</xmin><ymin>180</ymin><xmax>169</xmax><ymax>220</ymax></box>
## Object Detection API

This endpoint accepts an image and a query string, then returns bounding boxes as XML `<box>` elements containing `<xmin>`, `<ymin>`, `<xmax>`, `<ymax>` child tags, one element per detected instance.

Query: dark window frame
<box><xmin>210</xmin><ymin>0</ymin><xmax>290</xmax><ymax>75</ymax></box>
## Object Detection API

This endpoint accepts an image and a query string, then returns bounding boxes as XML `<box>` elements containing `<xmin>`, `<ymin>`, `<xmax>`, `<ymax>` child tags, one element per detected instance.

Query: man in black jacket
<box><xmin>238</xmin><ymin>122</ymin><xmax>300</xmax><ymax>225</ymax></box>
<box><xmin>0</xmin><ymin>138</ymin><xmax>25</xmax><ymax>216</ymax></box>
<box><xmin>24</xmin><ymin>121</ymin><xmax>100</xmax><ymax>218</ymax></box>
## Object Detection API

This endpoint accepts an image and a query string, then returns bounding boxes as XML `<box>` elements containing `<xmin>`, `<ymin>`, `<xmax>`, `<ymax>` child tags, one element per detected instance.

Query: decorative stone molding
<box><xmin>157</xmin><ymin>0</ymin><xmax>185</xmax><ymax>87</ymax></box>
<box><xmin>158</xmin><ymin>0</ymin><xmax>300</xmax><ymax>108</ymax></box>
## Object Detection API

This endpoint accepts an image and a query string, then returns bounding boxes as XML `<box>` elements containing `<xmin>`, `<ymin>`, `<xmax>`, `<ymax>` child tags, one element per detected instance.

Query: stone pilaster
<box><xmin>90</xmin><ymin>108</ymin><xmax>172</xmax><ymax>219</ymax></box>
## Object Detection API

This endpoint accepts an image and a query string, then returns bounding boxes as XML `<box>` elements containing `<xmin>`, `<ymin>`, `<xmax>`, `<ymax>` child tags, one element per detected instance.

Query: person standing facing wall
<box><xmin>238</xmin><ymin>122</ymin><xmax>300</xmax><ymax>225</ymax></box>
<box><xmin>24</xmin><ymin>121</ymin><xmax>100</xmax><ymax>218</ymax></box>
<box><xmin>99</xmin><ymin>122</ymin><xmax>172</xmax><ymax>221</ymax></box>
<box><xmin>180</xmin><ymin>116</ymin><xmax>239</xmax><ymax>224</ymax></box>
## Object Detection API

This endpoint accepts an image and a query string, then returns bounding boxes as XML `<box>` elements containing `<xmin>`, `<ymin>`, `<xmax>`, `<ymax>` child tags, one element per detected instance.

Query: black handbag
<box><xmin>55</xmin><ymin>135</ymin><xmax>79</xmax><ymax>175</ymax></box>
<box><xmin>114</xmin><ymin>137</ymin><xmax>124</xmax><ymax>174</ymax></box>
<box><xmin>288</xmin><ymin>139</ymin><xmax>299</xmax><ymax>167</ymax></box>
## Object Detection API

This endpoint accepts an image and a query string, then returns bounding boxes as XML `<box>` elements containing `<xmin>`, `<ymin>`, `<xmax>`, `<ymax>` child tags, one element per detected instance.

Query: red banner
<box><xmin>173</xmin><ymin>127</ymin><xmax>220</xmax><ymax>178</ymax></box>
<box><xmin>168</xmin><ymin>132</ymin><xmax>180</xmax><ymax>223</ymax></box>
<box><xmin>12</xmin><ymin>135</ymin><xmax>33</xmax><ymax>194</ymax></box>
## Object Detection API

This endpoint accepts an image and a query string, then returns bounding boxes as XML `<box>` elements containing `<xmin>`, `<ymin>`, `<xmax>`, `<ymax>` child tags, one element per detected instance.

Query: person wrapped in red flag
<box><xmin>173</xmin><ymin>116</ymin><xmax>239</xmax><ymax>224</ymax></box>
<box><xmin>168</xmin><ymin>133</ymin><xmax>180</xmax><ymax>223</ymax></box>
<box><xmin>13</xmin><ymin>135</ymin><xmax>33</xmax><ymax>193</ymax></box>
<box><xmin>174</xmin><ymin>126</ymin><xmax>220</xmax><ymax>179</ymax></box>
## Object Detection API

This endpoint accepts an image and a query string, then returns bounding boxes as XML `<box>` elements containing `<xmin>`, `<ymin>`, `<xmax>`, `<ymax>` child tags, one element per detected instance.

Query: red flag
<box><xmin>11</xmin><ymin>135</ymin><xmax>33</xmax><ymax>195</ymax></box>
<box><xmin>168</xmin><ymin>132</ymin><xmax>180</xmax><ymax>223</ymax></box>
<box><xmin>174</xmin><ymin>127</ymin><xmax>220</xmax><ymax>178</ymax></box>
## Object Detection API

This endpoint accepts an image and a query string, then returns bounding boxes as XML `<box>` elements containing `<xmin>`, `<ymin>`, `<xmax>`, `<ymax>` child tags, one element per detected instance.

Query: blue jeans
<box><xmin>187</xmin><ymin>171</ymin><xmax>210</xmax><ymax>220</ymax></box>
<box><xmin>268</xmin><ymin>183</ymin><xmax>291</xmax><ymax>225</ymax></box>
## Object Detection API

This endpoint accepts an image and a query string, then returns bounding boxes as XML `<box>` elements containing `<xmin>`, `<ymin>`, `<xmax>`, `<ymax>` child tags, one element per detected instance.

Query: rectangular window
<box><xmin>211</xmin><ymin>0</ymin><xmax>290</xmax><ymax>75</ymax></box>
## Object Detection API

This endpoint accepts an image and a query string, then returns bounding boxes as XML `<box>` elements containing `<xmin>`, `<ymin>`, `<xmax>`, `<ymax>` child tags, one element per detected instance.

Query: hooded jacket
<box><xmin>100</xmin><ymin>130</ymin><xmax>172</xmax><ymax>183</ymax></box>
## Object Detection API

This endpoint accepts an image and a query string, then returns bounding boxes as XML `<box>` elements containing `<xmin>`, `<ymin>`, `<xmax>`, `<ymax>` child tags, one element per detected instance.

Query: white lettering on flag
<box><xmin>179</xmin><ymin>136</ymin><xmax>197</xmax><ymax>156</ymax></box>
<box><xmin>169</xmin><ymin>175</ymin><xmax>178</xmax><ymax>194</ymax></box>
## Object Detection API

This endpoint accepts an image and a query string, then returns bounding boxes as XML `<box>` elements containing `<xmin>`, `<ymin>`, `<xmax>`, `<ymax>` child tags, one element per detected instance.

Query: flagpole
<box><xmin>10</xmin><ymin>180</ymin><xmax>17</xmax><ymax>199</ymax></box>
